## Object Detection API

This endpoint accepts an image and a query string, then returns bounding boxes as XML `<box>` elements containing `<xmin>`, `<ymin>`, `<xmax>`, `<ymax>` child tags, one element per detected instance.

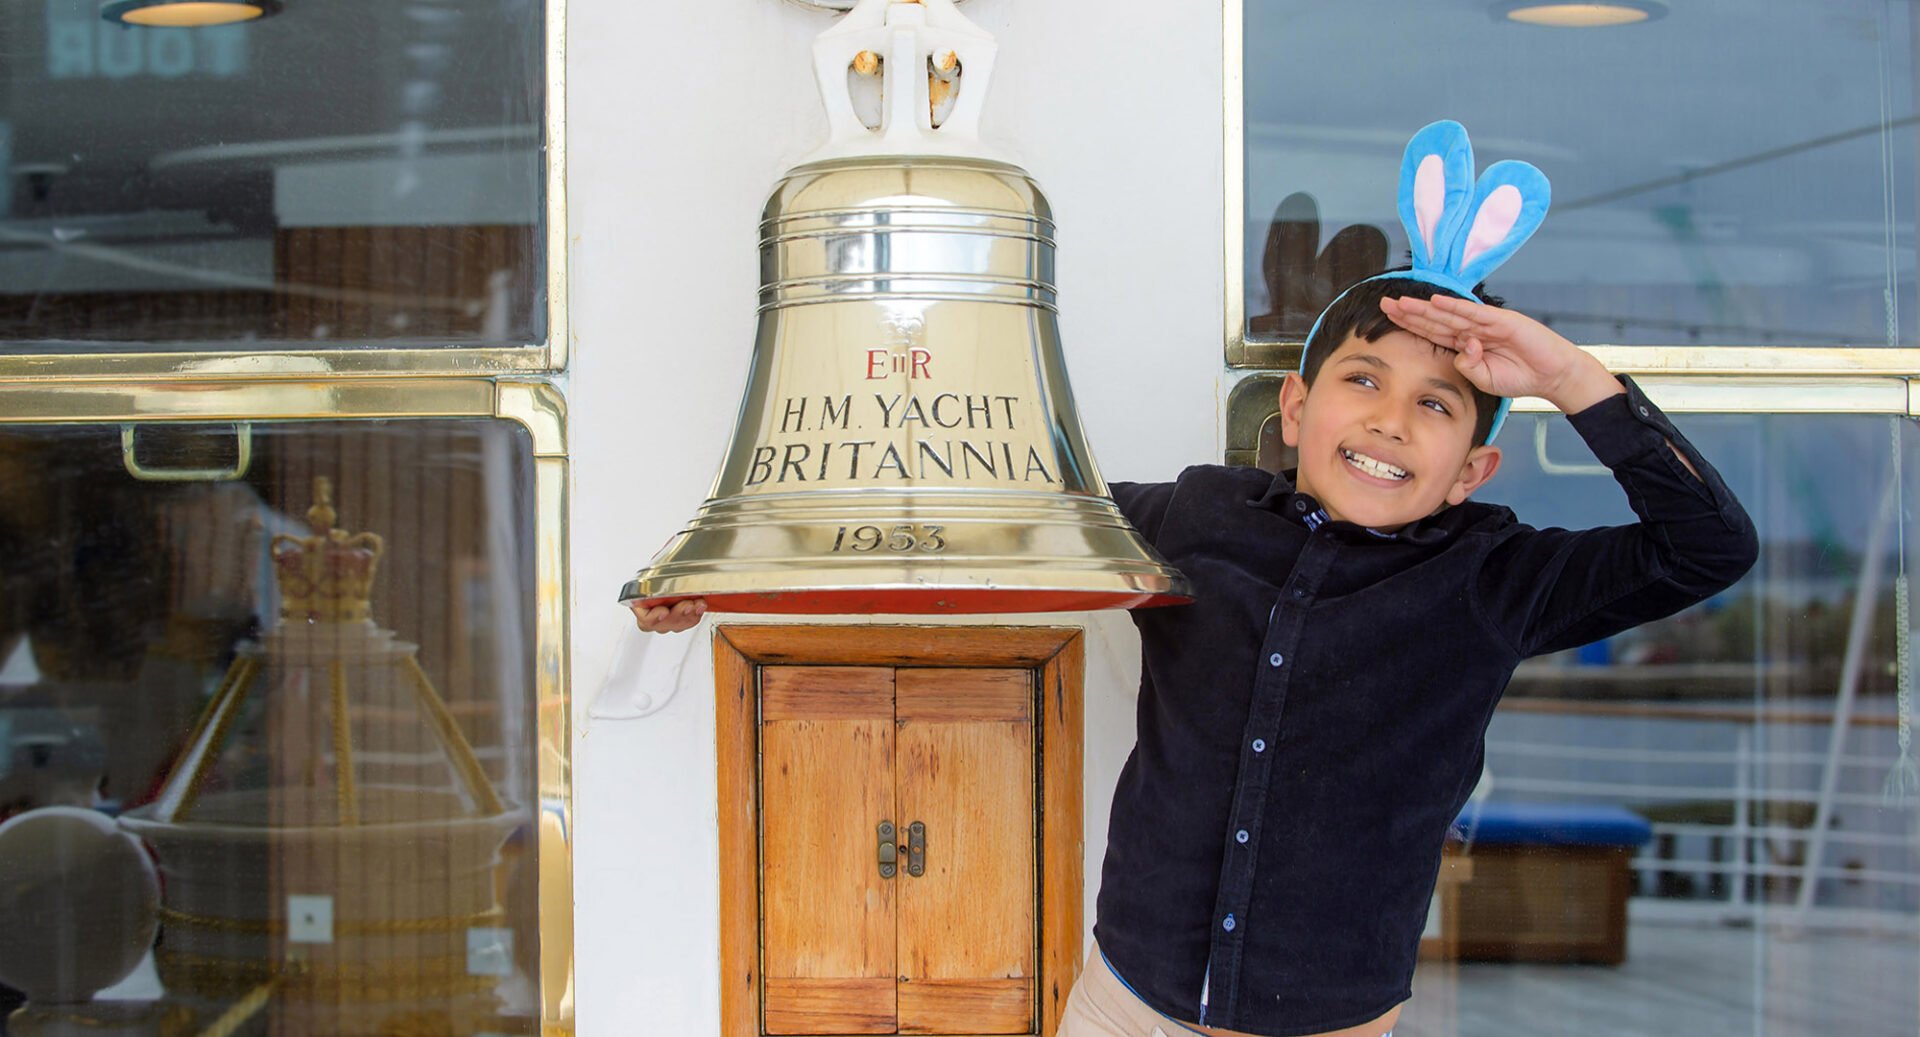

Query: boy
<box><xmin>1050</xmin><ymin>275</ymin><xmax>1755</xmax><ymax>1037</ymax></box>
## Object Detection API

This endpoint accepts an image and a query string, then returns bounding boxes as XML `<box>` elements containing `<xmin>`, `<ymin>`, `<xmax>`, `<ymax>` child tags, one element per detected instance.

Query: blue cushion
<box><xmin>1452</xmin><ymin>801</ymin><xmax>1652</xmax><ymax>848</ymax></box>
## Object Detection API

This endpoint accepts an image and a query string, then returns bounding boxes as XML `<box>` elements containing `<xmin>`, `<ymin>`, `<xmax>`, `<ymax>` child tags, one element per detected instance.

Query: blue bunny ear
<box><xmin>1447</xmin><ymin>159</ymin><xmax>1551</xmax><ymax>289</ymax></box>
<box><xmin>1397</xmin><ymin>121</ymin><xmax>1475</xmax><ymax>273</ymax></box>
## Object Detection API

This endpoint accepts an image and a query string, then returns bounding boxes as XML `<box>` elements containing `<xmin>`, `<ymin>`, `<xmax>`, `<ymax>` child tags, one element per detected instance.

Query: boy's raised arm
<box><xmin>1382</xmin><ymin>294</ymin><xmax>1758</xmax><ymax>658</ymax></box>
<box><xmin>1382</xmin><ymin>294</ymin><xmax>1707</xmax><ymax>477</ymax></box>
<box><xmin>1474</xmin><ymin>377</ymin><xmax>1757</xmax><ymax>657</ymax></box>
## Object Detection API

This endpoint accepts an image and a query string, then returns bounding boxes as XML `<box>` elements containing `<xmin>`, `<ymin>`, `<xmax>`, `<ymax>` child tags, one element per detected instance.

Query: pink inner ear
<box><xmin>1460</xmin><ymin>185</ymin><xmax>1523</xmax><ymax>268</ymax></box>
<box><xmin>1414</xmin><ymin>155</ymin><xmax>1445</xmax><ymax>257</ymax></box>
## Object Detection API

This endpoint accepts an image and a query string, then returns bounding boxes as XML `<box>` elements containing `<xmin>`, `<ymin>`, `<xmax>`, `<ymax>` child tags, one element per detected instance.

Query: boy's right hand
<box><xmin>1379</xmin><ymin>294</ymin><xmax>1620</xmax><ymax>414</ymax></box>
<box><xmin>629</xmin><ymin>598</ymin><xmax>707</xmax><ymax>633</ymax></box>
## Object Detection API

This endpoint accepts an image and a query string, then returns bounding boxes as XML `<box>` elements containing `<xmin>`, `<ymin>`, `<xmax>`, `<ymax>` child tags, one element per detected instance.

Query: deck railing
<box><xmin>1485</xmin><ymin>697</ymin><xmax>1917</xmax><ymax>931</ymax></box>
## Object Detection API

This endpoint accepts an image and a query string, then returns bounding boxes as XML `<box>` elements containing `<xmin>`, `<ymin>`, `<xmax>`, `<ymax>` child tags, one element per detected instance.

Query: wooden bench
<box><xmin>1445</xmin><ymin>802</ymin><xmax>1652</xmax><ymax>965</ymax></box>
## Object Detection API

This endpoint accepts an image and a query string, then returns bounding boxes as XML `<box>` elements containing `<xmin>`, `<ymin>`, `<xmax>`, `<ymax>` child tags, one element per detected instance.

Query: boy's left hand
<box><xmin>1379</xmin><ymin>294</ymin><xmax>1621</xmax><ymax>414</ymax></box>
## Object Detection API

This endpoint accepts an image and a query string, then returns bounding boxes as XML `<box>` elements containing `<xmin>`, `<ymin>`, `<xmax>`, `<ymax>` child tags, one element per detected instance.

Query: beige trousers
<box><xmin>1058</xmin><ymin>942</ymin><xmax>1399</xmax><ymax>1037</ymax></box>
<box><xmin>1058</xmin><ymin>943</ymin><xmax>1219</xmax><ymax>1037</ymax></box>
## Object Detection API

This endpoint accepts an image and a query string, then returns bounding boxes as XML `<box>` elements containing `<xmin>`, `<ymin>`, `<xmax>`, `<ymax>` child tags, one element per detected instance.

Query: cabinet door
<box><xmin>717</xmin><ymin>626</ymin><xmax>1082</xmax><ymax>1037</ymax></box>
<box><xmin>760</xmin><ymin>666</ymin><xmax>898</xmax><ymax>1035</ymax></box>
<box><xmin>895</xmin><ymin>669</ymin><xmax>1036</xmax><ymax>1035</ymax></box>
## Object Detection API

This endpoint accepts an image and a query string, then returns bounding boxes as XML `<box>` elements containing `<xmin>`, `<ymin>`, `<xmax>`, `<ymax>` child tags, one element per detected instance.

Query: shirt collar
<box><xmin>1246</xmin><ymin>468</ymin><xmax>1458</xmax><ymax>545</ymax></box>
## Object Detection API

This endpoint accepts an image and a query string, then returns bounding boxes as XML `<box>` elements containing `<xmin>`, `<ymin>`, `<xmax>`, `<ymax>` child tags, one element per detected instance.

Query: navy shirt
<box><xmin>1095</xmin><ymin>377</ymin><xmax>1757</xmax><ymax>1036</ymax></box>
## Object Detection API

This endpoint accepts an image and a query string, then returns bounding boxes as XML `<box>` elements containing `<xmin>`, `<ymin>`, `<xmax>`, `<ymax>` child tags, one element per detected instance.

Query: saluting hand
<box><xmin>1378</xmin><ymin>295</ymin><xmax>1621</xmax><ymax>414</ymax></box>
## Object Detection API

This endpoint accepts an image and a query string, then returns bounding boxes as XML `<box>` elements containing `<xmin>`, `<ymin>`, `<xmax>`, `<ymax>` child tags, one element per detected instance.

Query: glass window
<box><xmin>1251</xmin><ymin>409</ymin><xmax>1920</xmax><ymax>1034</ymax></box>
<box><xmin>0</xmin><ymin>0</ymin><xmax>546</xmax><ymax>350</ymax></box>
<box><xmin>0</xmin><ymin>419</ymin><xmax>543</xmax><ymax>1034</ymax></box>
<box><xmin>1244</xmin><ymin>2</ymin><xmax>1919</xmax><ymax>348</ymax></box>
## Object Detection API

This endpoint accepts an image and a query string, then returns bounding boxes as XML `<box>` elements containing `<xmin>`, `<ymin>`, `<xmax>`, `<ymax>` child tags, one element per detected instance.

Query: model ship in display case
<box><xmin>115</xmin><ymin>477</ymin><xmax>525</xmax><ymax>1036</ymax></box>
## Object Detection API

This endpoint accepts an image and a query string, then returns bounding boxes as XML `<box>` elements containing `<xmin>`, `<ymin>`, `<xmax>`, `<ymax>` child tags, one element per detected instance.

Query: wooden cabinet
<box><xmin>716</xmin><ymin>627</ymin><xmax>1084</xmax><ymax>1037</ymax></box>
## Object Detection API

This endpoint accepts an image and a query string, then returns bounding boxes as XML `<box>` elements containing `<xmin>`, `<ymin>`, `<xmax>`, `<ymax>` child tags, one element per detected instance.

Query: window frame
<box><xmin>1221</xmin><ymin>4</ymin><xmax>1920</xmax><ymax>967</ymax></box>
<box><xmin>0</xmin><ymin>377</ymin><xmax>575</xmax><ymax>1034</ymax></box>
<box><xmin>1221</xmin><ymin>0</ymin><xmax>1920</xmax><ymax>382</ymax></box>
<box><xmin>0</xmin><ymin>1</ymin><xmax>576</xmax><ymax>1023</ymax></box>
<box><xmin>0</xmin><ymin>0</ymin><xmax>569</xmax><ymax>382</ymax></box>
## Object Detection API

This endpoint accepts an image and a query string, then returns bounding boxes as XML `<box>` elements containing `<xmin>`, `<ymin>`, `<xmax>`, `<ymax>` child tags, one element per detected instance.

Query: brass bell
<box><xmin>619</xmin><ymin>0</ymin><xmax>1190</xmax><ymax>614</ymax></box>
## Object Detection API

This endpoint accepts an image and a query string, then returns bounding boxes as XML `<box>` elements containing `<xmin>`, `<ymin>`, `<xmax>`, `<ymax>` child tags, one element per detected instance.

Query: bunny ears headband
<box><xmin>1300</xmin><ymin>120</ymin><xmax>1552</xmax><ymax>444</ymax></box>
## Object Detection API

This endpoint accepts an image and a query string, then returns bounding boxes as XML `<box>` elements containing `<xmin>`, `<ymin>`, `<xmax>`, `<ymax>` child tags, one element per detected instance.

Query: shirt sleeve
<box><xmin>1108</xmin><ymin>480</ymin><xmax>1178</xmax><ymax>546</ymax></box>
<box><xmin>1474</xmin><ymin>375</ymin><xmax>1760</xmax><ymax>658</ymax></box>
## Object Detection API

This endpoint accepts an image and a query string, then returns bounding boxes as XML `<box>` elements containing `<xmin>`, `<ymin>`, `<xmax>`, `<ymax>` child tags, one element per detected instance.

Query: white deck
<box><xmin>1405</xmin><ymin>919</ymin><xmax>1920</xmax><ymax>1036</ymax></box>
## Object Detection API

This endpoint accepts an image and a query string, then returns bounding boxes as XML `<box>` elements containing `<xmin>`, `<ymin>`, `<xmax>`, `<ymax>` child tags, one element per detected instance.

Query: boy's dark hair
<box><xmin>1302</xmin><ymin>275</ymin><xmax>1506</xmax><ymax>446</ymax></box>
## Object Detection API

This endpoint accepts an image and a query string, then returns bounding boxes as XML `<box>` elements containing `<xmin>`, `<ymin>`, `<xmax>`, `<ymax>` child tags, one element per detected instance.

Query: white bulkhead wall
<box><xmin>567</xmin><ymin>1</ymin><xmax>1225</xmax><ymax>1031</ymax></box>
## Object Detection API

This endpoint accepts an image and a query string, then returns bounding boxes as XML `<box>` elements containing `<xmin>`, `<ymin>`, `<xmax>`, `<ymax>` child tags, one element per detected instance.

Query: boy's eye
<box><xmin>1345</xmin><ymin>373</ymin><xmax>1377</xmax><ymax>389</ymax></box>
<box><xmin>1422</xmin><ymin>398</ymin><xmax>1451</xmax><ymax>416</ymax></box>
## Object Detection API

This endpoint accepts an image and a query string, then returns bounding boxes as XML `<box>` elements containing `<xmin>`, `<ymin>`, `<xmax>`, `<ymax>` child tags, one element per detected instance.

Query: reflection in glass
<box><xmin>0</xmin><ymin>420</ymin><xmax>539</xmax><ymax>1035</ymax></box>
<box><xmin>0</xmin><ymin>0</ymin><xmax>546</xmax><ymax>350</ymax></box>
<box><xmin>1246</xmin><ymin>1</ymin><xmax>1919</xmax><ymax>347</ymax></box>
<box><xmin>1248</xmin><ymin>192</ymin><xmax>1388</xmax><ymax>339</ymax></box>
<box><xmin>1405</xmin><ymin>412</ymin><xmax>1913</xmax><ymax>1034</ymax></box>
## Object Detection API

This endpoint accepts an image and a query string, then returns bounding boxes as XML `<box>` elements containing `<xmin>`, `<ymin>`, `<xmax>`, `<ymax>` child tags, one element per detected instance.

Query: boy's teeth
<box><xmin>1343</xmin><ymin>449</ymin><xmax>1408</xmax><ymax>481</ymax></box>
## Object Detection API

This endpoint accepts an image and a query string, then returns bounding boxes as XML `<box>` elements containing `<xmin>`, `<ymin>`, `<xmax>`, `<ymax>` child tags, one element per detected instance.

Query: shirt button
<box><xmin>1292</xmin><ymin>587</ymin><xmax>1309</xmax><ymax>600</ymax></box>
<box><xmin>1638</xmin><ymin>405</ymin><xmax>1651</xmax><ymax>417</ymax></box>
<box><xmin>1222</xmin><ymin>914</ymin><xmax>1236</xmax><ymax>932</ymax></box>
<box><xmin>1236</xmin><ymin>829</ymin><xmax>1249</xmax><ymax>844</ymax></box>
<box><xmin>1293</xmin><ymin>500</ymin><xmax>1308</xmax><ymax>512</ymax></box>
<box><xmin>1252</xmin><ymin>738</ymin><xmax>1266</xmax><ymax>753</ymax></box>
<box><xmin>1268</xmin><ymin>652</ymin><xmax>1284</xmax><ymax>667</ymax></box>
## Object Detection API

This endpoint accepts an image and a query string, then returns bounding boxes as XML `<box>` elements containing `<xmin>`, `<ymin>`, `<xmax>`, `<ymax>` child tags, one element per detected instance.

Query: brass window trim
<box><xmin>1221</xmin><ymin>0</ymin><xmax>1920</xmax><ymax>379</ymax></box>
<box><xmin>0</xmin><ymin>377</ymin><xmax>575</xmax><ymax>1036</ymax></box>
<box><xmin>1225</xmin><ymin>371</ymin><xmax>1920</xmax><ymax>467</ymax></box>
<box><xmin>0</xmin><ymin>0</ymin><xmax>569</xmax><ymax>383</ymax></box>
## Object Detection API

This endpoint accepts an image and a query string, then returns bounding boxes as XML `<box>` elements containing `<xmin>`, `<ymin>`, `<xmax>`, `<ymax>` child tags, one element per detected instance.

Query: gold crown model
<box><xmin>271</xmin><ymin>477</ymin><xmax>385</xmax><ymax>623</ymax></box>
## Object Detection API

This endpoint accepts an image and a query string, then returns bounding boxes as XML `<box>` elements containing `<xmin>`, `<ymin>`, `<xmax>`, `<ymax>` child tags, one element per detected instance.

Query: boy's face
<box><xmin>1278</xmin><ymin>329</ymin><xmax>1502</xmax><ymax>531</ymax></box>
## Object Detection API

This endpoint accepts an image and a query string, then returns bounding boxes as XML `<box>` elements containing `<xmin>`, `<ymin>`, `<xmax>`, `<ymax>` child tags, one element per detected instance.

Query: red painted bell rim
<box><xmin>630</xmin><ymin>587</ymin><xmax>1191</xmax><ymax>615</ymax></box>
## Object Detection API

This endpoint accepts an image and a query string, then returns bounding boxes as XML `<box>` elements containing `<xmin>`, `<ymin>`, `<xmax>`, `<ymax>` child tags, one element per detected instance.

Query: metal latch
<box><xmin>906</xmin><ymin>821</ymin><xmax>926</xmax><ymax>877</ymax></box>
<box><xmin>877</xmin><ymin>821</ymin><xmax>897</xmax><ymax>879</ymax></box>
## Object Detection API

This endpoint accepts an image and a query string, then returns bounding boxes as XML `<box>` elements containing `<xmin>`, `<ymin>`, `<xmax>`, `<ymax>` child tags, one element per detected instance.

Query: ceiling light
<box><xmin>1492</xmin><ymin>2</ymin><xmax>1667</xmax><ymax>27</ymax></box>
<box><xmin>100</xmin><ymin>0</ymin><xmax>281</xmax><ymax>27</ymax></box>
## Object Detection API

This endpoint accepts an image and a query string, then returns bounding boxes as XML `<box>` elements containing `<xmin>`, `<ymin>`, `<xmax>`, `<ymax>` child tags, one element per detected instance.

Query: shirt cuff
<box><xmin>1563</xmin><ymin>374</ymin><xmax>1675</xmax><ymax>469</ymax></box>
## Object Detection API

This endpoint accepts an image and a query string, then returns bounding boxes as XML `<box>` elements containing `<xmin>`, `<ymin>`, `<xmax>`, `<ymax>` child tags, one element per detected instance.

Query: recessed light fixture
<box><xmin>100</xmin><ymin>0</ymin><xmax>282</xmax><ymax>28</ymax></box>
<box><xmin>1492</xmin><ymin>1</ymin><xmax>1667</xmax><ymax>27</ymax></box>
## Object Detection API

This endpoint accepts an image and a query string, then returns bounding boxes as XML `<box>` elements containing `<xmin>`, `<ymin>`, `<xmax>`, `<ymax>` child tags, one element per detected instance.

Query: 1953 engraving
<box><xmin>831</xmin><ymin>524</ymin><xmax>948</xmax><ymax>553</ymax></box>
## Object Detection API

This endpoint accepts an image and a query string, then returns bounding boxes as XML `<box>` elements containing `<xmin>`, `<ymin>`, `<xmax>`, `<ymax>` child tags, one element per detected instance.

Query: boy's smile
<box><xmin>1279</xmin><ymin>329</ymin><xmax>1502</xmax><ymax>532</ymax></box>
